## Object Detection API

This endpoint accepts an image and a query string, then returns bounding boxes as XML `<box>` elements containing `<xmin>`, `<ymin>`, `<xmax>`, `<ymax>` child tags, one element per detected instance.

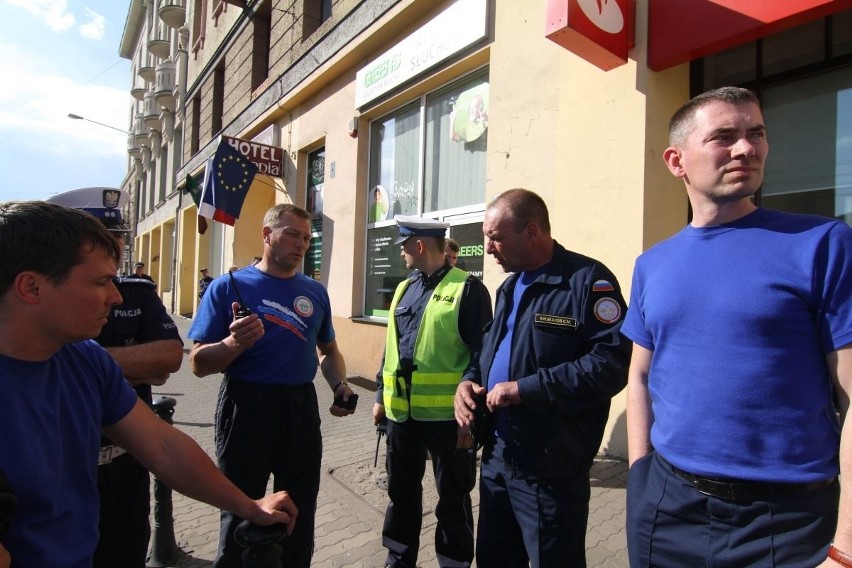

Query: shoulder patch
<box><xmin>593</xmin><ymin>297</ymin><xmax>622</xmax><ymax>324</ymax></box>
<box><xmin>592</xmin><ymin>279</ymin><xmax>615</xmax><ymax>292</ymax></box>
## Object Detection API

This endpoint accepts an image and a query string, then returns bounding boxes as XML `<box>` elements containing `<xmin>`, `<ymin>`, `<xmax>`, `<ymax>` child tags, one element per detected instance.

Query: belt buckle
<box><xmin>693</xmin><ymin>478</ymin><xmax>736</xmax><ymax>500</ymax></box>
<box><xmin>98</xmin><ymin>445</ymin><xmax>125</xmax><ymax>466</ymax></box>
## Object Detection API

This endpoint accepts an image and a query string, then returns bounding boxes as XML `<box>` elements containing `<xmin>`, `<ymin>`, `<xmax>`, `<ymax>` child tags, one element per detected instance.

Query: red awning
<box><xmin>648</xmin><ymin>0</ymin><xmax>852</xmax><ymax>71</ymax></box>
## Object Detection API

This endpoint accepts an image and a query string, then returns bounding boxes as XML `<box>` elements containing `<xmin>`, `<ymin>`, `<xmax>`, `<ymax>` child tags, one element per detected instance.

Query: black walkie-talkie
<box><xmin>228</xmin><ymin>270</ymin><xmax>253</xmax><ymax>319</ymax></box>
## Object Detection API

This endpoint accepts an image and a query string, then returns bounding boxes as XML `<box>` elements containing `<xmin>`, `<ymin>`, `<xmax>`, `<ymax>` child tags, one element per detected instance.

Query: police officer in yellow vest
<box><xmin>373</xmin><ymin>216</ymin><xmax>492</xmax><ymax>568</ymax></box>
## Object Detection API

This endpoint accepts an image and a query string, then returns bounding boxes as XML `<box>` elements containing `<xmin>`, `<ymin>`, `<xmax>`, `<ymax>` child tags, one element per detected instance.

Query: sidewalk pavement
<box><xmin>152</xmin><ymin>315</ymin><xmax>628</xmax><ymax>567</ymax></box>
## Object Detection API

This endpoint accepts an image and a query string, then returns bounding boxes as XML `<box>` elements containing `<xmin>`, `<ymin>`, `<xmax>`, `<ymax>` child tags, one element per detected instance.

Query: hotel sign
<box><xmin>355</xmin><ymin>0</ymin><xmax>488</xmax><ymax>108</ymax></box>
<box><xmin>223</xmin><ymin>135</ymin><xmax>283</xmax><ymax>178</ymax></box>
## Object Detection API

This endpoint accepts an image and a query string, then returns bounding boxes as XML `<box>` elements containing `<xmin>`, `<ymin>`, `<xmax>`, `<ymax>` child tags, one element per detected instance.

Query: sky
<box><xmin>0</xmin><ymin>0</ymin><xmax>132</xmax><ymax>202</ymax></box>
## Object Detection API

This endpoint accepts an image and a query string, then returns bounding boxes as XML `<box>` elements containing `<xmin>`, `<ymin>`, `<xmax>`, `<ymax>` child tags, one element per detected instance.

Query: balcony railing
<box><xmin>154</xmin><ymin>59</ymin><xmax>176</xmax><ymax>110</ymax></box>
<box><xmin>158</xmin><ymin>0</ymin><xmax>186</xmax><ymax>29</ymax></box>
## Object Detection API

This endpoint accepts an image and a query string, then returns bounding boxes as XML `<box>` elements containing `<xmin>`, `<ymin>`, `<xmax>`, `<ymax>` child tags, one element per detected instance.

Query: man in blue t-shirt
<box><xmin>0</xmin><ymin>201</ymin><xmax>297</xmax><ymax>568</ymax></box>
<box><xmin>623</xmin><ymin>87</ymin><xmax>852</xmax><ymax>567</ymax></box>
<box><xmin>189</xmin><ymin>203</ymin><xmax>355</xmax><ymax>568</ymax></box>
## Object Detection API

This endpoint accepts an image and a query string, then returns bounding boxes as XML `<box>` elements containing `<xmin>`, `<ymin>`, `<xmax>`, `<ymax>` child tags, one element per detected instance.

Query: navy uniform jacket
<box><xmin>95</xmin><ymin>277</ymin><xmax>182</xmax><ymax>405</ymax></box>
<box><xmin>476</xmin><ymin>242</ymin><xmax>630</xmax><ymax>479</ymax></box>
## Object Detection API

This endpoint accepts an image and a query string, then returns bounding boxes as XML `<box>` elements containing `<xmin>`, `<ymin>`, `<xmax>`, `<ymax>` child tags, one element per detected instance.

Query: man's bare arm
<box><xmin>626</xmin><ymin>343</ymin><xmax>654</xmax><ymax>467</ymax></box>
<box><xmin>105</xmin><ymin>339</ymin><xmax>183</xmax><ymax>386</ymax></box>
<box><xmin>818</xmin><ymin>345</ymin><xmax>852</xmax><ymax>567</ymax></box>
<box><xmin>104</xmin><ymin>400</ymin><xmax>297</xmax><ymax>533</ymax></box>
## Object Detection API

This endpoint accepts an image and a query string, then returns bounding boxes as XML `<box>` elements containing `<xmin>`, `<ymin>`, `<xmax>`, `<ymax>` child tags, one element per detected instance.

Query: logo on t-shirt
<box><xmin>294</xmin><ymin>296</ymin><xmax>314</xmax><ymax>317</ymax></box>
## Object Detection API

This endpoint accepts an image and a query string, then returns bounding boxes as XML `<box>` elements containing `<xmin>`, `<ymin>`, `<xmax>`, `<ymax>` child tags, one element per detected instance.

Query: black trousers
<box><xmin>213</xmin><ymin>378</ymin><xmax>322</xmax><ymax>568</ymax></box>
<box><xmin>383</xmin><ymin>418</ymin><xmax>476</xmax><ymax>568</ymax></box>
<box><xmin>476</xmin><ymin>437</ymin><xmax>590</xmax><ymax>568</ymax></box>
<box><xmin>627</xmin><ymin>451</ymin><xmax>838</xmax><ymax>567</ymax></box>
<box><xmin>93</xmin><ymin>452</ymin><xmax>151</xmax><ymax>568</ymax></box>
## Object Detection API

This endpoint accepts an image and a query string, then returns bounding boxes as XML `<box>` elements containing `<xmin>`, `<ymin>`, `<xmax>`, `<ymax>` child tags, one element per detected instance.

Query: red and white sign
<box><xmin>649</xmin><ymin>0</ymin><xmax>852</xmax><ymax>71</ymax></box>
<box><xmin>545</xmin><ymin>0</ymin><xmax>632</xmax><ymax>71</ymax></box>
<box><xmin>223</xmin><ymin>136</ymin><xmax>284</xmax><ymax>178</ymax></box>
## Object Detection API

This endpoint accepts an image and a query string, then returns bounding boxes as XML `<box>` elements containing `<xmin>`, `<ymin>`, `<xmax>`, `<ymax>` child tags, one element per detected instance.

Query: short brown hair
<box><xmin>488</xmin><ymin>188</ymin><xmax>551</xmax><ymax>235</ymax></box>
<box><xmin>0</xmin><ymin>201</ymin><xmax>121</xmax><ymax>297</ymax></box>
<box><xmin>263</xmin><ymin>203</ymin><xmax>311</xmax><ymax>229</ymax></box>
<box><xmin>669</xmin><ymin>87</ymin><xmax>761</xmax><ymax>146</ymax></box>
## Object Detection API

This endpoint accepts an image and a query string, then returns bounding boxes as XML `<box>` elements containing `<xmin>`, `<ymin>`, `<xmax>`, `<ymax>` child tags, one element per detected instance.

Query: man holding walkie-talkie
<box><xmin>189</xmin><ymin>203</ymin><xmax>356</xmax><ymax>568</ymax></box>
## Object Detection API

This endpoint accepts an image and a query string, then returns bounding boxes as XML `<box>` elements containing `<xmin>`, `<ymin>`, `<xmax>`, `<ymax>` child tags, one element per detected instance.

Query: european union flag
<box><xmin>198</xmin><ymin>138</ymin><xmax>258</xmax><ymax>226</ymax></box>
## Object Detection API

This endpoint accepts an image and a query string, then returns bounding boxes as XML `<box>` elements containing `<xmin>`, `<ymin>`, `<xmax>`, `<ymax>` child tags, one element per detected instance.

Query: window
<box><xmin>303</xmin><ymin>0</ymin><xmax>331</xmax><ymax>39</ymax></box>
<box><xmin>251</xmin><ymin>0</ymin><xmax>272</xmax><ymax>93</ymax></box>
<box><xmin>158</xmin><ymin>145</ymin><xmax>168</xmax><ymax>202</ymax></box>
<box><xmin>363</xmin><ymin>69</ymin><xmax>489</xmax><ymax>317</ymax></box>
<box><xmin>192</xmin><ymin>0</ymin><xmax>207</xmax><ymax>56</ymax></box>
<box><xmin>697</xmin><ymin>14</ymin><xmax>852</xmax><ymax>227</ymax></box>
<box><xmin>190</xmin><ymin>95</ymin><xmax>201</xmax><ymax>154</ymax></box>
<box><xmin>305</xmin><ymin>148</ymin><xmax>325</xmax><ymax>281</ymax></box>
<box><xmin>212</xmin><ymin>62</ymin><xmax>225</xmax><ymax>136</ymax></box>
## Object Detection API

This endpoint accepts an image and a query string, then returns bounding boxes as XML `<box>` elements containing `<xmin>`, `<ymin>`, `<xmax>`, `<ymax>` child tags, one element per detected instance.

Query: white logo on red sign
<box><xmin>578</xmin><ymin>0</ymin><xmax>624</xmax><ymax>34</ymax></box>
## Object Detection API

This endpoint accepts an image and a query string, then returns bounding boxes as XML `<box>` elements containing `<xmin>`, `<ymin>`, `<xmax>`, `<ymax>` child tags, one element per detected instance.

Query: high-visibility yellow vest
<box><xmin>382</xmin><ymin>268</ymin><xmax>469</xmax><ymax>421</ymax></box>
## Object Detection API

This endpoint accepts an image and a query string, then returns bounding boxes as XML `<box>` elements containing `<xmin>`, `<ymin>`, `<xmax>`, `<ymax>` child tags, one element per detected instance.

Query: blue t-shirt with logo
<box><xmin>189</xmin><ymin>266</ymin><xmax>335</xmax><ymax>385</ymax></box>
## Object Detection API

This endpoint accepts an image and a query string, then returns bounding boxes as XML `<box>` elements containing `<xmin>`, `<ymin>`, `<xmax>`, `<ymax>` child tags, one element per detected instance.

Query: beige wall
<box><xmin>162</xmin><ymin>0</ymin><xmax>698</xmax><ymax>459</ymax></box>
<box><xmin>323</xmin><ymin>0</ymin><xmax>694</xmax><ymax>458</ymax></box>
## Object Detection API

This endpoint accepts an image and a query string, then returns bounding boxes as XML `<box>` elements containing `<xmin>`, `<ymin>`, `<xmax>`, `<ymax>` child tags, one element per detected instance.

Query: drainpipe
<box><xmin>170</xmin><ymin>188</ymin><xmax>181</xmax><ymax>315</ymax></box>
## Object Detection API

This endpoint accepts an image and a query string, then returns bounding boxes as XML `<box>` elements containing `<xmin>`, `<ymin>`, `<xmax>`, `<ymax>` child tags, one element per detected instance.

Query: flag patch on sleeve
<box><xmin>592</xmin><ymin>280</ymin><xmax>615</xmax><ymax>292</ymax></box>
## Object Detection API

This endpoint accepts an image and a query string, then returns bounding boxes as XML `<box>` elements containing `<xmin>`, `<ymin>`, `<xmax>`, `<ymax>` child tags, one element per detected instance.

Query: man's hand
<box><xmin>329</xmin><ymin>383</ymin><xmax>356</xmax><ymax>417</ymax></box>
<box><xmin>372</xmin><ymin>402</ymin><xmax>386</xmax><ymax>426</ymax></box>
<box><xmin>244</xmin><ymin>491</ymin><xmax>298</xmax><ymax>536</ymax></box>
<box><xmin>229</xmin><ymin>303</ymin><xmax>264</xmax><ymax>350</ymax></box>
<box><xmin>455</xmin><ymin>381</ymin><xmax>486</xmax><ymax>428</ymax></box>
<box><xmin>486</xmin><ymin>381</ymin><xmax>521</xmax><ymax>411</ymax></box>
<box><xmin>0</xmin><ymin>542</ymin><xmax>9</xmax><ymax>568</ymax></box>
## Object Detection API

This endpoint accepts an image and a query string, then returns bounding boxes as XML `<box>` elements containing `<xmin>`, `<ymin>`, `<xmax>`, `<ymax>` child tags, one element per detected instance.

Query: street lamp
<box><xmin>67</xmin><ymin>113</ymin><xmax>129</xmax><ymax>134</ymax></box>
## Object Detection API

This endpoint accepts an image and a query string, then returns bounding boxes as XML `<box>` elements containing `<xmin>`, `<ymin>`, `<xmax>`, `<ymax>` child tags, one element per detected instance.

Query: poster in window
<box><xmin>369</xmin><ymin>184</ymin><xmax>390</xmax><ymax>223</ymax></box>
<box><xmin>307</xmin><ymin>150</ymin><xmax>324</xmax><ymax>219</ymax></box>
<box><xmin>449</xmin><ymin>222</ymin><xmax>485</xmax><ymax>278</ymax></box>
<box><xmin>365</xmin><ymin>225</ymin><xmax>409</xmax><ymax>317</ymax></box>
<box><xmin>451</xmin><ymin>82</ymin><xmax>489</xmax><ymax>143</ymax></box>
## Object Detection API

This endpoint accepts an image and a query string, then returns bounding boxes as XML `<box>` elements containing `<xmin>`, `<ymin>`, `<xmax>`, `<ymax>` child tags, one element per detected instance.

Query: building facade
<box><xmin>121</xmin><ymin>0</ymin><xmax>852</xmax><ymax>457</ymax></box>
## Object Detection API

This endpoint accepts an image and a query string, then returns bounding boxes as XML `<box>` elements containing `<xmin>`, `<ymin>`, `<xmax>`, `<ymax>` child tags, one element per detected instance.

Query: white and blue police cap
<box><xmin>393</xmin><ymin>215</ymin><xmax>449</xmax><ymax>245</ymax></box>
<box><xmin>47</xmin><ymin>187</ymin><xmax>131</xmax><ymax>232</ymax></box>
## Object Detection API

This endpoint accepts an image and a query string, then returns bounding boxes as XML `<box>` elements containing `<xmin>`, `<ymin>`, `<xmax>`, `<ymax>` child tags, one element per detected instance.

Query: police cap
<box><xmin>394</xmin><ymin>215</ymin><xmax>449</xmax><ymax>245</ymax></box>
<box><xmin>47</xmin><ymin>187</ymin><xmax>131</xmax><ymax>232</ymax></box>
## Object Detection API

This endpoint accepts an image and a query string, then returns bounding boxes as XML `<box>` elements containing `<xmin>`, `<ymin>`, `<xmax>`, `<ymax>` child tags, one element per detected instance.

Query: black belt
<box><xmin>671</xmin><ymin>465</ymin><xmax>836</xmax><ymax>502</ymax></box>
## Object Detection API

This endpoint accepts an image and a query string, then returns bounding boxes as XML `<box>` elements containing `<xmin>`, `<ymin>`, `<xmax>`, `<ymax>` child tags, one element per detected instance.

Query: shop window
<box><xmin>832</xmin><ymin>11</ymin><xmax>852</xmax><ymax>57</ymax></box>
<box><xmin>251</xmin><ymin>0</ymin><xmax>271</xmax><ymax>93</ymax></box>
<box><xmin>697</xmin><ymin>14</ymin><xmax>852</xmax><ymax>227</ymax></box>
<box><xmin>762</xmin><ymin>69</ymin><xmax>852</xmax><ymax>224</ymax></box>
<box><xmin>363</xmin><ymin>70</ymin><xmax>489</xmax><ymax>317</ymax></box>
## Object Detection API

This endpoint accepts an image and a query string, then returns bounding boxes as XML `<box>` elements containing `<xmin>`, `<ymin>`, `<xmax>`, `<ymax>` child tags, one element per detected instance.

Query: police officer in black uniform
<box><xmin>373</xmin><ymin>216</ymin><xmax>492</xmax><ymax>568</ymax></box>
<box><xmin>47</xmin><ymin>187</ymin><xmax>184</xmax><ymax>568</ymax></box>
